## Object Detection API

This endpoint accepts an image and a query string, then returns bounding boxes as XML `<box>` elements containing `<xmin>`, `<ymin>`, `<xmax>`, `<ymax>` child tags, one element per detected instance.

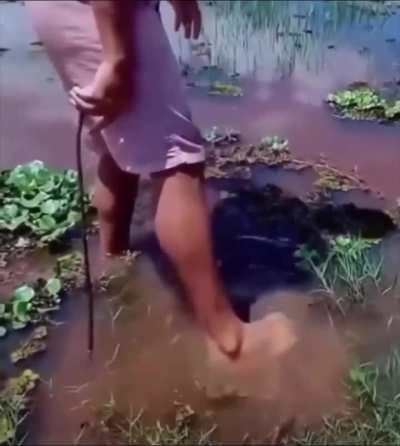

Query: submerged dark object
<box><xmin>211</xmin><ymin>185</ymin><xmax>396</xmax><ymax>320</ymax></box>
<box><xmin>136</xmin><ymin>183</ymin><xmax>396</xmax><ymax>323</ymax></box>
<box><xmin>212</xmin><ymin>187</ymin><xmax>325</xmax><ymax>318</ymax></box>
<box><xmin>314</xmin><ymin>203</ymin><xmax>396</xmax><ymax>238</ymax></box>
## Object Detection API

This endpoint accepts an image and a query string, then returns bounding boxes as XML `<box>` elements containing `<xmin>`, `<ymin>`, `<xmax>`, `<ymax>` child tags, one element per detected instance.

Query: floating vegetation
<box><xmin>208</xmin><ymin>82</ymin><xmax>243</xmax><ymax>97</ymax></box>
<box><xmin>203</xmin><ymin>126</ymin><xmax>242</xmax><ymax>147</ymax></box>
<box><xmin>0</xmin><ymin>276</ymin><xmax>62</xmax><ymax>336</ymax></box>
<box><xmin>312</xmin><ymin>162</ymin><xmax>366</xmax><ymax>193</ymax></box>
<box><xmin>95</xmin><ymin>397</ymin><xmax>217</xmax><ymax>445</ymax></box>
<box><xmin>295</xmin><ymin>349</ymin><xmax>400</xmax><ymax>445</ymax></box>
<box><xmin>0</xmin><ymin>369</ymin><xmax>40</xmax><ymax>446</ymax></box>
<box><xmin>11</xmin><ymin>325</ymin><xmax>48</xmax><ymax>364</ymax></box>
<box><xmin>295</xmin><ymin>235</ymin><xmax>383</xmax><ymax>311</ymax></box>
<box><xmin>206</xmin><ymin>135</ymin><xmax>292</xmax><ymax>179</ymax></box>
<box><xmin>326</xmin><ymin>83</ymin><xmax>400</xmax><ymax>123</ymax></box>
<box><xmin>10</xmin><ymin>326</ymin><xmax>48</xmax><ymax>364</ymax></box>
<box><xmin>0</xmin><ymin>161</ymin><xmax>90</xmax><ymax>252</ymax></box>
<box><xmin>260</xmin><ymin>135</ymin><xmax>291</xmax><ymax>154</ymax></box>
<box><xmin>55</xmin><ymin>251</ymin><xmax>85</xmax><ymax>291</ymax></box>
<box><xmin>206</xmin><ymin>134</ymin><xmax>368</xmax><ymax>194</ymax></box>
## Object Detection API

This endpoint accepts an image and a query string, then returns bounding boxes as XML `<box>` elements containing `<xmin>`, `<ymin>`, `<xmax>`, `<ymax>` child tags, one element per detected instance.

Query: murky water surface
<box><xmin>1</xmin><ymin>0</ymin><xmax>400</xmax><ymax>443</ymax></box>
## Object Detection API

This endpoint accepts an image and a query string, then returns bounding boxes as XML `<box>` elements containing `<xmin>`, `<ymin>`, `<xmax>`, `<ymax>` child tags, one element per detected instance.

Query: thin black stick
<box><xmin>75</xmin><ymin>112</ymin><xmax>94</xmax><ymax>354</ymax></box>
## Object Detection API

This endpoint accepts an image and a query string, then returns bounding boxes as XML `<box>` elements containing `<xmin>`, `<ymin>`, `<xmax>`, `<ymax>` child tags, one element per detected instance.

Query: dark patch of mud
<box><xmin>210</xmin><ymin>184</ymin><xmax>396</xmax><ymax>318</ymax></box>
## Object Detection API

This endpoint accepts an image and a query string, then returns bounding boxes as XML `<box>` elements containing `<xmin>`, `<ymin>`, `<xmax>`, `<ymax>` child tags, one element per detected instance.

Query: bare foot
<box><xmin>204</xmin><ymin>310</ymin><xmax>244</xmax><ymax>359</ymax></box>
<box><xmin>204</xmin><ymin>312</ymin><xmax>298</xmax><ymax>400</ymax></box>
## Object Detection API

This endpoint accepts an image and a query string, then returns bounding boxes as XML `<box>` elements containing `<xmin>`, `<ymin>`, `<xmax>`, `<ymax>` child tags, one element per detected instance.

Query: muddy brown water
<box><xmin>1</xmin><ymin>0</ymin><xmax>400</xmax><ymax>444</ymax></box>
<box><xmin>2</xmin><ymin>249</ymin><xmax>399</xmax><ymax>444</ymax></box>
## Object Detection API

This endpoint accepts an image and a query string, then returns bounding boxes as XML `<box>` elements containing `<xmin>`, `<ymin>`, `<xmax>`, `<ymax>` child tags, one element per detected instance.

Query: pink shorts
<box><xmin>26</xmin><ymin>0</ymin><xmax>205</xmax><ymax>176</ymax></box>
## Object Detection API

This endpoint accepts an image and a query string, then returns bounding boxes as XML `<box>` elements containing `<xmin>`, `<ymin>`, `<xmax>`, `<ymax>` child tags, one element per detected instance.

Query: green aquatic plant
<box><xmin>206</xmin><ymin>135</ymin><xmax>292</xmax><ymax>178</ymax></box>
<box><xmin>0</xmin><ymin>161</ymin><xmax>89</xmax><ymax>245</ymax></box>
<box><xmin>206</xmin><ymin>134</ymin><xmax>367</xmax><ymax>194</ymax></box>
<box><xmin>260</xmin><ymin>136</ymin><xmax>290</xmax><ymax>154</ymax></box>
<box><xmin>10</xmin><ymin>326</ymin><xmax>48</xmax><ymax>364</ymax></box>
<box><xmin>0</xmin><ymin>369</ymin><xmax>40</xmax><ymax>446</ymax></box>
<box><xmin>295</xmin><ymin>235</ymin><xmax>383</xmax><ymax>310</ymax></box>
<box><xmin>326</xmin><ymin>83</ymin><xmax>400</xmax><ymax>122</ymax></box>
<box><xmin>208</xmin><ymin>81</ymin><xmax>243</xmax><ymax>97</ymax></box>
<box><xmin>55</xmin><ymin>251</ymin><xmax>85</xmax><ymax>290</ymax></box>
<box><xmin>313</xmin><ymin>164</ymin><xmax>363</xmax><ymax>192</ymax></box>
<box><xmin>95</xmin><ymin>397</ymin><xmax>217</xmax><ymax>445</ymax></box>
<box><xmin>0</xmin><ymin>277</ymin><xmax>62</xmax><ymax>337</ymax></box>
<box><xmin>295</xmin><ymin>349</ymin><xmax>400</xmax><ymax>445</ymax></box>
<box><xmin>203</xmin><ymin>126</ymin><xmax>241</xmax><ymax>147</ymax></box>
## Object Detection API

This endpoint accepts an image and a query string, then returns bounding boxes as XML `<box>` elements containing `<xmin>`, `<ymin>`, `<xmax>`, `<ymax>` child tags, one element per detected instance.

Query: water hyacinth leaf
<box><xmin>46</xmin><ymin>277</ymin><xmax>62</xmax><ymax>296</ymax></box>
<box><xmin>327</xmin><ymin>83</ymin><xmax>400</xmax><ymax>123</ymax></box>
<box><xmin>13</xmin><ymin>300</ymin><xmax>31</xmax><ymax>320</ymax></box>
<box><xmin>0</xmin><ymin>214</ymin><xmax>27</xmax><ymax>231</ymax></box>
<box><xmin>2</xmin><ymin>204</ymin><xmax>18</xmax><ymax>219</ymax></box>
<box><xmin>37</xmin><ymin>215</ymin><xmax>57</xmax><ymax>232</ymax></box>
<box><xmin>65</xmin><ymin>169</ymin><xmax>78</xmax><ymax>184</ymax></box>
<box><xmin>0</xmin><ymin>161</ymin><xmax>91</xmax><ymax>245</ymax></box>
<box><xmin>40</xmin><ymin>199</ymin><xmax>60</xmax><ymax>215</ymax></box>
<box><xmin>12</xmin><ymin>285</ymin><xmax>35</xmax><ymax>302</ymax></box>
<box><xmin>5</xmin><ymin>171</ymin><xmax>31</xmax><ymax>191</ymax></box>
<box><xmin>40</xmin><ymin>227</ymin><xmax>69</xmax><ymax>243</ymax></box>
<box><xmin>19</xmin><ymin>191</ymin><xmax>48</xmax><ymax>209</ymax></box>
<box><xmin>67</xmin><ymin>210</ymin><xmax>81</xmax><ymax>224</ymax></box>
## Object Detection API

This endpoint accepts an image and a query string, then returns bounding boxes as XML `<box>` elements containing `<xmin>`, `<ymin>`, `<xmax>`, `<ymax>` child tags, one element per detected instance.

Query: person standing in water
<box><xmin>26</xmin><ymin>0</ymin><xmax>244</xmax><ymax>358</ymax></box>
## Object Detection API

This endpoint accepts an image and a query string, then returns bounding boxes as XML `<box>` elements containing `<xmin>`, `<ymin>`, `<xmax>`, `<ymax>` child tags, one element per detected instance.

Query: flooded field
<box><xmin>1</xmin><ymin>0</ymin><xmax>400</xmax><ymax>444</ymax></box>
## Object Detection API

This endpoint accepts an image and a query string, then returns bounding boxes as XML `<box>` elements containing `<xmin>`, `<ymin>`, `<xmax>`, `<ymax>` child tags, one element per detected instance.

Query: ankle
<box><xmin>202</xmin><ymin>308</ymin><xmax>244</xmax><ymax>359</ymax></box>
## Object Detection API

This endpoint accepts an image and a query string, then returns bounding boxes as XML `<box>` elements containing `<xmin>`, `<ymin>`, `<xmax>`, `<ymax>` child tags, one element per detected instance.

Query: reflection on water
<box><xmin>162</xmin><ymin>0</ymin><xmax>400</xmax><ymax>204</ymax></box>
<box><xmin>170</xmin><ymin>0</ymin><xmax>400</xmax><ymax>81</ymax></box>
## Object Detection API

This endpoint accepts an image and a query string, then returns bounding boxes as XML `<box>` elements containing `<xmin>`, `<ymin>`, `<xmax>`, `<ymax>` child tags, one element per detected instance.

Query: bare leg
<box><xmin>92</xmin><ymin>153</ymin><xmax>139</xmax><ymax>255</ymax></box>
<box><xmin>152</xmin><ymin>164</ymin><xmax>243</xmax><ymax>358</ymax></box>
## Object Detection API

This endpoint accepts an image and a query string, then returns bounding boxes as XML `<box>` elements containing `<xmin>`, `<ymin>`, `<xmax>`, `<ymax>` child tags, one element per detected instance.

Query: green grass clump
<box><xmin>295</xmin><ymin>349</ymin><xmax>400</xmax><ymax>445</ymax></box>
<box><xmin>0</xmin><ymin>161</ymin><xmax>86</xmax><ymax>245</ymax></box>
<box><xmin>96</xmin><ymin>397</ymin><xmax>217</xmax><ymax>445</ymax></box>
<box><xmin>326</xmin><ymin>83</ymin><xmax>400</xmax><ymax>123</ymax></box>
<box><xmin>0</xmin><ymin>370</ymin><xmax>40</xmax><ymax>446</ymax></box>
<box><xmin>208</xmin><ymin>82</ymin><xmax>243</xmax><ymax>97</ymax></box>
<box><xmin>295</xmin><ymin>235</ymin><xmax>383</xmax><ymax>311</ymax></box>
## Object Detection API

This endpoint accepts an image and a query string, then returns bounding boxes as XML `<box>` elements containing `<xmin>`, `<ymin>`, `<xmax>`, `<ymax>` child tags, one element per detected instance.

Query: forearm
<box><xmin>90</xmin><ymin>1</ymin><xmax>133</xmax><ymax>68</ymax></box>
